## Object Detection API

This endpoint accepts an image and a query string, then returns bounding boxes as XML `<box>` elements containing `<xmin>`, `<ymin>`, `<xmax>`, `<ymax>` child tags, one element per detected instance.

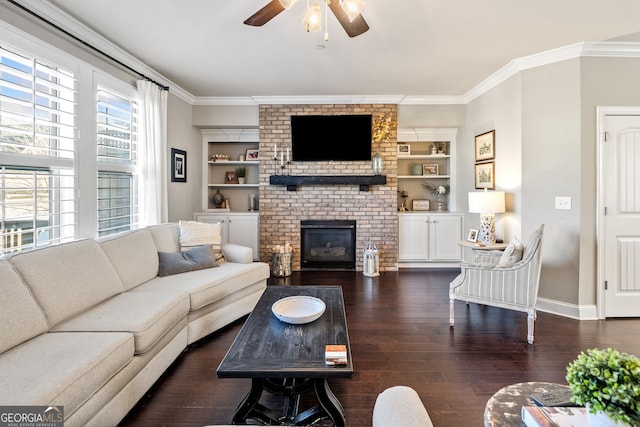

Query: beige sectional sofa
<box><xmin>0</xmin><ymin>223</ymin><xmax>269</xmax><ymax>426</ymax></box>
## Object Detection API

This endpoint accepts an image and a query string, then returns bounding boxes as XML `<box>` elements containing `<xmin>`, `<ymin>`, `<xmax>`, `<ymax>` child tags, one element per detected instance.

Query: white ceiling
<box><xmin>41</xmin><ymin>0</ymin><xmax>640</xmax><ymax>99</ymax></box>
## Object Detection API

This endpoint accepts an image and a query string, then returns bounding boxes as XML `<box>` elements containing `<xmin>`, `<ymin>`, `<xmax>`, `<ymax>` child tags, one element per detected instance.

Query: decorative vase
<box><xmin>411</xmin><ymin>164</ymin><xmax>423</xmax><ymax>175</ymax></box>
<box><xmin>436</xmin><ymin>194</ymin><xmax>446</xmax><ymax>211</ymax></box>
<box><xmin>372</xmin><ymin>150</ymin><xmax>383</xmax><ymax>175</ymax></box>
<box><xmin>238</xmin><ymin>177</ymin><xmax>245</xmax><ymax>184</ymax></box>
<box><xmin>212</xmin><ymin>190</ymin><xmax>224</xmax><ymax>208</ymax></box>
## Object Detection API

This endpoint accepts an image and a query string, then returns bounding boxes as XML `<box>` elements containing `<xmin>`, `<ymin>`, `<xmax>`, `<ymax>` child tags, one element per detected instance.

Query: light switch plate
<box><xmin>555</xmin><ymin>196</ymin><xmax>571</xmax><ymax>210</ymax></box>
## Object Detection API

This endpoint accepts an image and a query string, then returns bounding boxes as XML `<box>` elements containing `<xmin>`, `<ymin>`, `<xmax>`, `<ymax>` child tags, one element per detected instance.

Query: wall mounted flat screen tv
<box><xmin>291</xmin><ymin>114</ymin><xmax>372</xmax><ymax>161</ymax></box>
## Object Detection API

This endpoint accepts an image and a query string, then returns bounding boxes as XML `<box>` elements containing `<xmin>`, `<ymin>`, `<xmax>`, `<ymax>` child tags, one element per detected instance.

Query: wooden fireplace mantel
<box><xmin>269</xmin><ymin>175</ymin><xmax>387</xmax><ymax>191</ymax></box>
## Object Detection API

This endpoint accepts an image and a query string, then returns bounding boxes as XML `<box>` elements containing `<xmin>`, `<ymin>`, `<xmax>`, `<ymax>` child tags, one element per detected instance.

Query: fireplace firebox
<box><xmin>300</xmin><ymin>220</ymin><xmax>356</xmax><ymax>270</ymax></box>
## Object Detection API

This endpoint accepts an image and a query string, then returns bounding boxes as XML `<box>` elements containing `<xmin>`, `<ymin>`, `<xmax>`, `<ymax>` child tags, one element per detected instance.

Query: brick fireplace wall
<box><xmin>258</xmin><ymin>104</ymin><xmax>398</xmax><ymax>271</ymax></box>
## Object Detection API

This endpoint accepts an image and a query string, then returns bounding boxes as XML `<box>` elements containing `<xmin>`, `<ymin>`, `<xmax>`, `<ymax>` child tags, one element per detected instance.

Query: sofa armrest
<box><xmin>221</xmin><ymin>243</ymin><xmax>253</xmax><ymax>264</ymax></box>
<box><xmin>372</xmin><ymin>386</ymin><xmax>433</xmax><ymax>427</ymax></box>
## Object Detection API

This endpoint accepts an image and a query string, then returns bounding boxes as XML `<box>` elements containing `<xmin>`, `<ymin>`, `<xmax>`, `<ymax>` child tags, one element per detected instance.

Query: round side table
<box><xmin>484</xmin><ymin>382</ymin><xmax>571</xmax><ymax>427</ymax></box>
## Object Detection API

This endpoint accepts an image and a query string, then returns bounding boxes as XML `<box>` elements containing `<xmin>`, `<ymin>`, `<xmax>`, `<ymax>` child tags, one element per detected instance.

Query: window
<box><xmin>96</xmin><ymin>86</ymin><xmax>138</xmax><ymax>237</ymax></box>
<box><xmin>0</xmin><ymin>45</ymin><xmax>77</xmax><ymax>253</ymax></box>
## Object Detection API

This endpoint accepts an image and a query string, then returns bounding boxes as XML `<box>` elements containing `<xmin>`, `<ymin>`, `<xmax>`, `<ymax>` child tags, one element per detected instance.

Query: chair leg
<box><xmin>449</xmin><ymin>298</ymin><xmax>455</xmax><ymax>326</ymax></box>
<box><xmin>527</xmin><ymin>311</ymin><xmax>536</xmax><ymax>344</ymax></box>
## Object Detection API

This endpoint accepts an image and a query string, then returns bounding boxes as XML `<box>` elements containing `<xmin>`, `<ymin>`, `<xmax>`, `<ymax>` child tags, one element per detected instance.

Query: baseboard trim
<box><xmin>536</xmin><ymin>297</ymin><xmax>598</xmax><ymax>320</ymax></box>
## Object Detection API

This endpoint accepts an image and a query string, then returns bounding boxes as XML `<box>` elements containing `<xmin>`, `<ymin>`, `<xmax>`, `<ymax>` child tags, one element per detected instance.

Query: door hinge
<box><xmin>604</xmin><ymin>280</ymin><xmax>608</xmax><ymax>290</ymax></box>
<box><xmin>604</xmin><ymin>131</ymin><xmax>609</xmax><ymax>142</ymax></box>
<box><xmin>604</xmin><ymin>206</ymin><xmax>608</xmax><ymax>216</ymax></box>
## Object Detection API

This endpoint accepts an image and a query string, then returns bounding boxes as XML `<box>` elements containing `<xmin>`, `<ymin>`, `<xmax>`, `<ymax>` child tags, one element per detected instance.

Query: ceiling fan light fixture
<box><xmin>340</xmin><ymin>0</ymin><xmax>365</xmax><ymax>22</ymax></box>
<box><xmin>279</xmin><ymin>0</ymin><xmax>298</xmax><ymax>10</ymax></box>
<box><xmin>301</xmin><ymin>2</ymin><xmax>323</xmax><ymax>32</ymax></box>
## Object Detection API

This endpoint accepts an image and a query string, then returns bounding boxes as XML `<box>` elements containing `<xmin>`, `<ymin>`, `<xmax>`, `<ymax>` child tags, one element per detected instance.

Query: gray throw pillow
<box><xmin>158</xmin><ymin>245</ymin><xmax>218</xmax><ymax>277</ymax></box>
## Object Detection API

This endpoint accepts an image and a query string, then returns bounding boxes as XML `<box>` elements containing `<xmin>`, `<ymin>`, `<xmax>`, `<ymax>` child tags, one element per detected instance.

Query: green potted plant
<box><xmin>566</xmin><ymin>347</ymin><xmax>640</xmax><ymax>426</ymax></box>
<box><xmin>235</xmin><ymin>166</ymin><xmax>246</xmax><ymax>184</ymax></box>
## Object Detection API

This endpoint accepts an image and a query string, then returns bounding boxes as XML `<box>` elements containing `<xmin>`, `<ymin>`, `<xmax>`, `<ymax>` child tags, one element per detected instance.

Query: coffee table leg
<box><xmin>313</xmin><ymin>378</ymin><xmax>346</xmax><ymax>427</ymax></box>
<box><xmin>232</xmin><ymin>378</ymin><xmax>265</xmax><ymax>424</ymax></box>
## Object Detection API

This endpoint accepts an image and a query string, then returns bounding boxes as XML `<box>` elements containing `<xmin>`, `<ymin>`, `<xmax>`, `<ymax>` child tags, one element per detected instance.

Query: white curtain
<box><xmin>137</xmin><ymin>80</ymin><xmax>168</xmax><ymax>226</ymax></box>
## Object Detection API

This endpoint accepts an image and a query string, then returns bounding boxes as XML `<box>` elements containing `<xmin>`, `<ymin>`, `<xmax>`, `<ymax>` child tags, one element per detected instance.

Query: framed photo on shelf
<box><xmin>422</xmin><ymin>164</ymin><xmax>439</xmax><ymax>176</ymax></box>
<box><xmin>467</xmin><ymin>228</ymin><xmax>479</xmax><ymax>243</ymax></box>
<box><xmin>475</xmin><ymin>130</ymin><xmax>495</xmax><ymax>162</ymax></box>
<box><xmin>171</xmin><ymin>148</ymin><xmax>187</xmax><ymax>183</ymax></box>
<box><xmin>245</xmin><ymin>148</ymin><xmax>259</xmax><ymax>160</ymax></box>
<box><xmin>225</xmin><ymin>171</ymin><xmax>238</xmax><ymax>184</ymax></box>
<box><xmin>397</xmin><ymin>144</ymin><xmax>410</xmax><ymax>155</ymax></box>
<box><xmin>475</xmin><ymin>161</ymin><xmax>495</xmax><ymax>189</ymax></box>
<box><xmin>412</xmin><ymin>199</ymin><xmax>430</xmax><ymax>211</ymax></box>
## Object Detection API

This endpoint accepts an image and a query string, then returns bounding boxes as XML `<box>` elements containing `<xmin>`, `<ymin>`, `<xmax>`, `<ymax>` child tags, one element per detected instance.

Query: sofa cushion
<box><xmin>498</xmin><ymin>238</ymin><xmax>524</xmax><ymax>266</ymax></box>
<box><xmin>52</xmin><ymin>291</ymin><xmax>190</xmax><ymax>354</ymax></box>
<box><xmin>0</xmin><ymin>331</ymin><xmax>133</xmax><ymax>418</ymax></box>
<box><xmin>130</xmin><ymin>262</ymin><xmax>270</xmax><ymax>311</ymax></box>
<box><xmin>99</xmin><ymin>229</ymin><xmax>160</xmax><ymax>291</ymax></box>
<box><xmin>179</xmin><ymin>220</ymin><xmax>222</xmax><ymax>251</ymax></box>
<box><xmin>8</xmin><ymin>239</ymin><xmax>124</xmax><ymax>326</ymax></box>
<box><xmin>147</xmin><ymin>223</ymin><xmax>180</xmax><ymax>253</ymax></box>
<box><xmin>0</xmin><ymin>261</ymin><xmax>48</xmax><ymax>353</ymax></box>
<box><xmin>158</xmin><ymin>245</ymin><xmax>218</xmax><ymax>277</ymax></box>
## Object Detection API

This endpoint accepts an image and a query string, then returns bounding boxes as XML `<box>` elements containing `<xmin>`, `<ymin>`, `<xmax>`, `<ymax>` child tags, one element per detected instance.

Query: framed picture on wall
<box><xmin>475</xmin><ymin>130</ymin><xmax>495</xmax><ymax>162</ymax></box>
<box><xmin>475</xmin><ymin>162</ymin><xmax>495</xmax><ymax>189</ymax></box>
<box><xmin>171</xmin><ymin>148</ymin><xmax>187</xmax><ymax>182</ymax></box>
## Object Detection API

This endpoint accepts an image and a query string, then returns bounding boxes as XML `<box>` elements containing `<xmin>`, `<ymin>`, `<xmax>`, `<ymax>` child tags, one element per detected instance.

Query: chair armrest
<box><xmin>221</xmin><ymin>243</ymin><xmax>253</xmax><ymax>263</ymax></box>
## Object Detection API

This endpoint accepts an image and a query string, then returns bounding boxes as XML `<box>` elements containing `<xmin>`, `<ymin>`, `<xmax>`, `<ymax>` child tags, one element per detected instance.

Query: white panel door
<box><xmin>398</xmin><ymin>214</ymin><xmax>428</xmax><ymax>261</ymax></box>
<box><xmin>228</xmin><ymin>213</ymin><xmax>259</xmax><ymax>260</ymax></box>
<box><xmin>603</xmin><ymin>115</ymin><xmax>640</xmax><ymax>317</ymax></box>
<box><xmin>428</xmin><ymin>214</ymin><xmax>462</xmax><ymax>261</ymax></box>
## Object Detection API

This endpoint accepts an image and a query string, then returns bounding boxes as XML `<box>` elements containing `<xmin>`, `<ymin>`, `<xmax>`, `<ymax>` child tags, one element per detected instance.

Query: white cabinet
<box><xmin>201</xmin><ymin>129</ymin><xmax>260</xmax><ymax>212</ymax></box>
<box><xmin>398</xmin><ymin>213</ymin><xmax>463</xmax><ymax>267</ymax></box>
<box><xmin>194</xmin><ymin>211</ymin><xmax>259</xmax><ymax>261</ymax></box>
<box><xmin>397</xmin><ymin>128</ymin><xmax>457</xmax><ymax>213</ymax></box>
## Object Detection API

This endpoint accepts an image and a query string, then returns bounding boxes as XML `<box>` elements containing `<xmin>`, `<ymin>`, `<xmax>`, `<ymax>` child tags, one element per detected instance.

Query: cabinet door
<box><xmin>194</xmin><ymin>213</ymin><xmax>229</xmax><ymax>243</ymax></box>
<box><xmin>228</xmin><ymin>214</ymin><xmax>259</xmax><ymax>260</ymax></box>
<box><xmin>398</xmin><ymin>214</ymin><xmax>428</xmax><ymax>261</ymax></box>
<box><xmin>428</xmin><ymin>215</ymin><xmax>462</xmax><ymax>261</ymax></box>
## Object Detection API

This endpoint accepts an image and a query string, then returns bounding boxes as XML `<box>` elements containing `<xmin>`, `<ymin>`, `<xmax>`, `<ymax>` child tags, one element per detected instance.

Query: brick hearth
<box><xmin>258</xmin><ymin>104</ymin><xmax>398</xmax><ymax>271</ymax></box>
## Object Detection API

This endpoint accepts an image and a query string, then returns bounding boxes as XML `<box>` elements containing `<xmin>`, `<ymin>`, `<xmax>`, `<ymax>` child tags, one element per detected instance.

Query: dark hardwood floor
<box><xmin>119</xmin><ymin>270</ymin><xmax>640</xmax><ymax>426</ymax></box>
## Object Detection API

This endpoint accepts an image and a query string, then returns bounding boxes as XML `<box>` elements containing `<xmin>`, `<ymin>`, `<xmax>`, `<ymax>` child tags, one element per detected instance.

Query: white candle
<box><xmin>287</xmin><ymin>147</ymin><xmax>290</xmax><ymax>162</ymax></box>
<box><xmin>281</xmin><ymin>150</ymin><xmax>284</xmax><ymax>167</ymax></box>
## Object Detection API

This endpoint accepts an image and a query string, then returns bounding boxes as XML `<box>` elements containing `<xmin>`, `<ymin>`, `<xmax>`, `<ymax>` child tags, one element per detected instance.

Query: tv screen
<box><xmin>291</xmin><ymin>114</ymin><xmax>372</xmax><ymax>161</ymax></box>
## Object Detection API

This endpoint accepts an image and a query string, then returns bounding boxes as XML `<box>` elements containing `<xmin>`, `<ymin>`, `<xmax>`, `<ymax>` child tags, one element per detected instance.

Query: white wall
<box><xmin>461</xmin><ymin>75</ymin><xmax>523</xmax><ymax>248</ymax></box>
<box><xmin>167</xmin><ymin>95</ymin><xmax>202</xmax><ymax>221</ymax></box>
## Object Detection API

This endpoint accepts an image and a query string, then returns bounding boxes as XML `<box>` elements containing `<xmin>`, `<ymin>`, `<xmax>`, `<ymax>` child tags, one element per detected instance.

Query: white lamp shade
<box><xmin>341</xmin><ymin>0</ymin><xmax>365</xmax><ymax>22</ymax></box>
<box><xmin>279</xmin><ymin>0</ymin><xmax>298</xmax><ymax>9</ymax></box>
<box><xmin>468</xmin><ymin>191</ymin><xmax>505</xmax><ymax>214</ymax></box>
<box><xmin>301</xmin><ymin>2</ymin><xmax>322</xmax><ymax>32</ymax></box>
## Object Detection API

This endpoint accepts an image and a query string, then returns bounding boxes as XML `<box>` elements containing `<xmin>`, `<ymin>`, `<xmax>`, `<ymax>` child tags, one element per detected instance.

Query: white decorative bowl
<box><xmin>271</xmin><ymin>296</ymin><xmax>326</xmax><ymax>324</ymax></box>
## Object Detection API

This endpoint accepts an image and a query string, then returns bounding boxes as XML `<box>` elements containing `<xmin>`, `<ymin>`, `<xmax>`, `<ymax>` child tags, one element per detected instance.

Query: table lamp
<box><xmin>468</xmin><ymin>190</ymin><xmax>505</xmax><ymax>245</ymax></box>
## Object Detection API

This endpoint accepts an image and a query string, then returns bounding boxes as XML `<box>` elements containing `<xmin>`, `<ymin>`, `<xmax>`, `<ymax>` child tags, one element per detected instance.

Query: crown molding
<box><xmin>399</xmin><ymin>95</ymin><xmax>467</xmax><ymax>105</ymax></box>
<box><xmin>463</xmin><ymin>41</ymin><xmax>640</xmax><ymax>103</ymax></box>
<box><xmin>252</xmin><ymin>95</ymin><xmax>405</xmax><ymax>105</ymax></box>
<box><xmin>16</xmin><ymin>0</ymin><xmax>194</xmax><ymax>104</ymax></box>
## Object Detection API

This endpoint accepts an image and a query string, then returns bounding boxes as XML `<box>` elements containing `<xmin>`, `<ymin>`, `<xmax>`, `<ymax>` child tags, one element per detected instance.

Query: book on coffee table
<box><xmin>325</xmin><ymin>344</ymin><xmax>347</xmax><ymax>365</ymax></box>
<box><xmin>521</xmin><ymin>405</ymin><xmax>587</xmax><ymax>427</ymax></box>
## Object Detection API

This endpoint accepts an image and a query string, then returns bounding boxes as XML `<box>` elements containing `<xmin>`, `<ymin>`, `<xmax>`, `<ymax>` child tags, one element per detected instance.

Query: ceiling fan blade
<box><xmin>244</xmin><ymin>0</ymin><xmax>286</xmax><ymax>26</ymax></box>
<box><xmin>328</xmin><ymin>1</ymin><xmax>369</xmax><ymax>38</ymax></box>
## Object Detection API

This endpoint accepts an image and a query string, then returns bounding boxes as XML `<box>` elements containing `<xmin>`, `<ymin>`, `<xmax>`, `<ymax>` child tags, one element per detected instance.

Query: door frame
<box><xmin>595</xmin><ymin>106</ymin><xmax>640</xmax><ymax>319</ymax></box>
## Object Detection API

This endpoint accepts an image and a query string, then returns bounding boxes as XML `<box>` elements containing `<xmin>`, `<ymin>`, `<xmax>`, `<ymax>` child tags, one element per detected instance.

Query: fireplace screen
<box><xmin>300</xmin><ymin>220</ymin><xmax>356</xmax><ymax>270</ymax></box>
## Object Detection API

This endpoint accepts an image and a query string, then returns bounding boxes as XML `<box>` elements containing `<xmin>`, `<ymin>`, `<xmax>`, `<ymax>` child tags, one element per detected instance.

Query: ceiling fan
<box><xmin>244</xmin><ymin>0</ymin><xmax>369</xmax><ymax>38</ymax></box>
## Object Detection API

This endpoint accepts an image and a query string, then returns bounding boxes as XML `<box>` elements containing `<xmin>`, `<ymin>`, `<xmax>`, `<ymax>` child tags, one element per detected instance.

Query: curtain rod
<box><xmin>7</xmin><ymin>0</ymin><xmax>170</xmax><ymax>91</ymax></box>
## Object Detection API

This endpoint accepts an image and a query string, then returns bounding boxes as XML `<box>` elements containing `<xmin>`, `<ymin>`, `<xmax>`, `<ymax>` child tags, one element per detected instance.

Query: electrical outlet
<box><xmin>555</xmin><ymin>196</ymin><xmax>571</xmax><ymax>210</ymax></box>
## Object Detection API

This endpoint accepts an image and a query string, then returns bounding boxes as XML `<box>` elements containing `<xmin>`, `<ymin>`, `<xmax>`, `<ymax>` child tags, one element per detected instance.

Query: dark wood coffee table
<box><xmin>217</xmin><ymin>285</ymin><xmax>353</xmax><ymax>426</ymax></box>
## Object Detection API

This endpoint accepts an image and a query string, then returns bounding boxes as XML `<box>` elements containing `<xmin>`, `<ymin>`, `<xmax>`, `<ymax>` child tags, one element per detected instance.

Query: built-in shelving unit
<box><xmin>397</xmin><ymin>128</ymin><xmax>457</xmax><ymax>212</ymax></box>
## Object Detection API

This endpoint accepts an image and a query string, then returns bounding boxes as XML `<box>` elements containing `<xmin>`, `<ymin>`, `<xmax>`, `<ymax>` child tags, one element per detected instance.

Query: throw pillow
<box><xmin>179</xmin><ymin>220</ymin><xmax>222</xmax><ymax>251</ymax></box>
<box><xmin>498</xmin><ymin>237</ymin><xmax>523</xmax><ymax>266</ymax></box>
<box><xmin>158</xmin><ymin>245</ymin><xmax>218</xmax><ymax>277</ymax></box>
